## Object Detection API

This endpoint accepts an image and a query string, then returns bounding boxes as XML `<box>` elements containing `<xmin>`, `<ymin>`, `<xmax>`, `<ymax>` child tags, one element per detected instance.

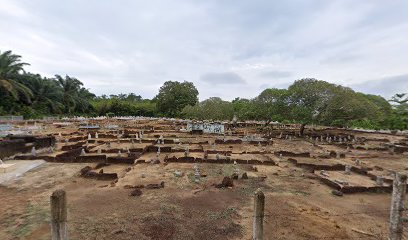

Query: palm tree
<box><xmin>0</xmin><ymin>50</ymin><xmax>33</xmax><ymax>101</ymax></box>
<box><xmin>55</xmin><ymin>75</ymin><xmax>95</xmax><ymax>114</ymax></box>
<box><xmin>23</xmin><ymin>73</ymin><xmax>64</xmax><ymax>113</ymax></box>
<box><xmin>55</xmin><ymin>75</ymin><xmax>83</xmax><ymax>114</ymax></box>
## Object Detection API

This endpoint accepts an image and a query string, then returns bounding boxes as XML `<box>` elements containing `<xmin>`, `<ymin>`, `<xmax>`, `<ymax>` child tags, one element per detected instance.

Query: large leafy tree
<box><xmin>182</xmin><ymin>97</ymin><xmax>234</xmax><ymax>120</ymax></box>
<box><xmin>232</xmin><ymin>98</ymin><xmax>255</xmax><ymax>120</ymax></box>
<box><xmin>253</xmin><ymin>88</ymin><xmax>290</xmax><ymax>123</ymax></box>
<box><xmin>287</xmin><ymin>78</ymin><xmax>338</xmax><ymax>124</ymax></box>
<box><xmin>0</xmin><ymin>50</ymin><xmax>33</xmax><ymax>102</ymax></box>
<box><xmin>155</xmin><ymin>81</ymin><xmax>198</xmax><ymax>117</ymax></box>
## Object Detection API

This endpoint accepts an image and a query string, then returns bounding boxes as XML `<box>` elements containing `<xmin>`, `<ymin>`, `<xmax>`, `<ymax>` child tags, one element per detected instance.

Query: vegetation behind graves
<box><xmin>0</xmin><ymin>50</ymin><xmax>407</xmax><ymax>130</ymax></box>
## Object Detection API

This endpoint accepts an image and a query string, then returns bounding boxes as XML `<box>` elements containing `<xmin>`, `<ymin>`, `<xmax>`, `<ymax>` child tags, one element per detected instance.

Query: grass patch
<box><xmin>7</xmin><ymin>202</ymin><xmax>49</xmax><ymax>238</ymax></box>
<box><xmin>207</xmin><ymin>207</ymin><xmax>238</xmax><ymax>220</ymax></box>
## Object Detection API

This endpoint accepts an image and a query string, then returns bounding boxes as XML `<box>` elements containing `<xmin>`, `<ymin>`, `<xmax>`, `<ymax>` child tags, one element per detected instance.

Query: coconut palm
<box><xmin>23</xmin><ymin>73</ymin><xmax>64</xmax><ymax>113</ymax></box>
<box><xmin>0</xmin><ymin>50</ymin><xmax>33</xmax><ymax>101</ymax></box>
<box><xmin>55</xmin><ymin>75</ymin><xmax>95</xmax><ymax>114</ymax></box>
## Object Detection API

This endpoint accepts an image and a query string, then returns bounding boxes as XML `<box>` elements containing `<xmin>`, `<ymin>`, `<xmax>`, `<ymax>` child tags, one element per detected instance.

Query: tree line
<box><xmin>1</xmin><ymin>50</ymin><xmax>407</xmax><ymax>130</ymax></box>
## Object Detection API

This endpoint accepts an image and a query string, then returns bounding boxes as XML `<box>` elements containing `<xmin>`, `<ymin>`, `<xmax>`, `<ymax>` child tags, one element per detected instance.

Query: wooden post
<box><xmin>51</xmin><ymin>189</ymin><xmax>68</xmax><ymax>240</ymax></box>
<box><xmin>389</xmin><ymin>173</ymin><xmax>407</xmax><ymax>240</ymax></box>
<box><xmin>253</xmin><ymin>188</ymin><xmax>265</xmax><ymax>240</ymax></box>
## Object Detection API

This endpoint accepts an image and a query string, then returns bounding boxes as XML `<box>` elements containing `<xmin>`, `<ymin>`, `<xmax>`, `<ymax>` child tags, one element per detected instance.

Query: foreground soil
<box><xmin>1</xmin><ymin>160</ymin><xmax>406</xmax><ymax>240</ymax></box>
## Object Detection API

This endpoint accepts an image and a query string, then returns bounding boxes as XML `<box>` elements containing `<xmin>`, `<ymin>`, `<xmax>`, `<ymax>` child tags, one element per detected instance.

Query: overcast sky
<box><xmin>1</xmin><ymin>0</ymin><xmax>407</xmax><ymax>100</ymax></box>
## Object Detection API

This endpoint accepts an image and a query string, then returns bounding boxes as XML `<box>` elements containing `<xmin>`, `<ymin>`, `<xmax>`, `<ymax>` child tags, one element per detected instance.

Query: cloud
<box><xmin>321</xmin><ymin>54</ymin><xmax>361</xmax><ymax>65</ymax></box>
<box><xmin>258</xmin><ymin>70</ymin><xmax>292</xmax><ymax>79</ymax></box>
<box><xmin>0</xmin><ymin>0</ymin><xmax>408</xmax><ymax>100</ymax></box>
<box><xmin>200</xmin><ymin>72</ymin><xmax>246</xmax><ymax>85</ymax></box>
<box><xmin>351</xmin><ymin>74</ymin><xmax>408</xmax><ymax>98</ymax></box>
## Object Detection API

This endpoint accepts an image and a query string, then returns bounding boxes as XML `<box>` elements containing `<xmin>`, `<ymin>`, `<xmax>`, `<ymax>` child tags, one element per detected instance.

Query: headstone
<box><xmin>184</xmin><ymin>147</ymin><xmax>189</xmax><ymax>157</ymax></box>
<box><xmin>118</xmin><ymin>150</ymin><xmax>122</xmax><ymax>157</ymax></box>
<box><xmin>194</xmin><ymin>168</ymin><xmax>201</xmax><ymax>183</ymax></box>
<box><xmin>80</xmin><ymin>148</ymin><xmax>86</xmax><ymax>156</ymax></box>
<box><xmin>95</xmin><ymin>132</ymin><xmax>99</xmax><ymax>139</ymax></box>
<box><xmin>376</xmin><ymin>175</ymin><xmax>384</xmax><ymax>186</ymax></box>
<box><xmin>31</xmin><ymin>147</ymin><xmax>36</xmax><ymax>157</ymax></box>
<box><xmin>174</xmin><ymin>170</ymin><xmax>182</xmax><ymax>177</ymax></box>
<box><xmin>344</xmin><ymin>165</ymin><xmax>351</xmax><ymax>175</ymax></box>
<box><xmin>234</xmin><ymin>166</ymin><xmax>240</xmax><ymax>175</ymax></box>
<box><xmin>88</xmin><ymin>133</ymin><xmax>91</xmax><ymax>140</ymax></box>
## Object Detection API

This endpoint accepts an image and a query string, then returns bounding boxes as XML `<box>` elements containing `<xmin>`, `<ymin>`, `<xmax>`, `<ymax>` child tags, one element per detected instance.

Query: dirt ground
<box><xmin>0</xmin><ymin>121</ymin><xmax>407</xmax><ymax>240</ymax></box>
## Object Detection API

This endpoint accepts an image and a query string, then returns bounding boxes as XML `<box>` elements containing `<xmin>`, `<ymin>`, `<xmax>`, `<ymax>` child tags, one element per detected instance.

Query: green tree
<box><xmin>0</xmin><ymin>50</ymin><xmax>33</xmax><ymax>102</ymax></box>
<box><xmin>387</xmin><ymin>93</ymin><xmax>408</xmax><ymax>130</ymax></box>
<box><xmin>55</xmin><ymin>75</ymin><xmax>94</xmax><ymax>114</ymax></box>
<box><xmin>232</xmin><ymin>98</ymin><xmax>255</xmax><ymax>120</ymax></box>
<box><xmin>156</xmin><ymin>81</ymin><xmax>198</xmax><ymax>117</ymax></box>
<box><xmin>182</xmin><ymin>97</ymin><xmax>233</xmax><ymax>120</ymax></box>
<box><xmin>287</xmin><ymin>78</ymin><xmax>338</xmax><ymax>124</ymax></box>
<box><xmin>252</xmin><ymin>88</ymin><xmax>290</xmax><ymax>123</ymax></box>
<box><xmin>20</xmin><ymin>73</ymin><xmax>64</xmax><ymax>114</ymax></box>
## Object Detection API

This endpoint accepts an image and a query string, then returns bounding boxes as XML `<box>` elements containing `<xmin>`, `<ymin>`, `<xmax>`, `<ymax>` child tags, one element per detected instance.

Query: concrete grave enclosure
<box><xmin>1</xmin><ymin>117</ymin><xmax>408</xmax><ymax>195</ymax></box>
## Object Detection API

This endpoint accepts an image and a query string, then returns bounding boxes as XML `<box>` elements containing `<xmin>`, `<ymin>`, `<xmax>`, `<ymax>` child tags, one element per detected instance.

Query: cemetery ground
<box><xmin>0</xmin><ymin>119</ymin><xmax>407</xmax><ymax>239</ymax></box>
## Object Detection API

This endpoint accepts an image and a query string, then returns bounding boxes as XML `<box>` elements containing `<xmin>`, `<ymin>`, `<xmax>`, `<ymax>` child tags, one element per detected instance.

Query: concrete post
<box><xmin>253</xmin><ymin>188</ymin><xmax>265</xmax><ymax>240</ymax></box>
<box><xmin>389</xmin><ymin>173</ymin><xmax>406</xmax><ymax>240</ymax></box>
<box><xmin>51</xmin><ymin>189</ymin><xmax>68</xmax><ymax>240</ymax></box>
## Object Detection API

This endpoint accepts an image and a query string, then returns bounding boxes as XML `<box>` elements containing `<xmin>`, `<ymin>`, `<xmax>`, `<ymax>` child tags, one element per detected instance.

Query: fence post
<box><xmin>253</xmin><ymin>188</ymin><xmax>265</xmax><ymax>240</ymax></box>
<box><xmin>389</xmin><ymin>173</ymin><xmax>406</xmax><ymax>240</ymax></box>
<box><xmin>51</xmin><ymin>189</ymin><xmax>68</xmax><ymax>240</ymax></box>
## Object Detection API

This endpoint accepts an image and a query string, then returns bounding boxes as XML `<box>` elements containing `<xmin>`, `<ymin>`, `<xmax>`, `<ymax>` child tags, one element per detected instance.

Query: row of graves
<box><xmin>1</xmin><ymin>117</ymin><xmax>408</xmax><ymax>195</ymax></box>
<box><xmin>266</xmin><ymin>126</ymin><xmax>408</xmax><ymax>195</ymax></box>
